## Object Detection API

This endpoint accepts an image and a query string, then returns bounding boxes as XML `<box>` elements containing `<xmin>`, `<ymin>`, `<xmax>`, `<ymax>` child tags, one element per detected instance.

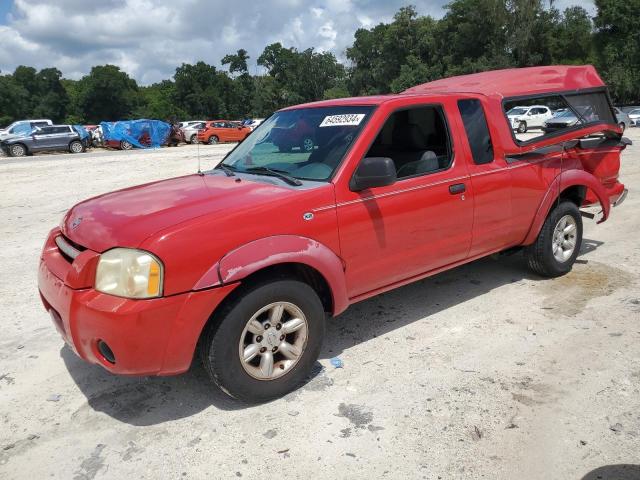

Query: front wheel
<box><xmin>618</xmin><ymin>122</ymin><xmax>626</xmax><ymax>132</ymax></box>
<box><xmin>525</xmin><ymin>201</ymin><xmax>583</xmax><ymax>277</ymax></box>
<box><xmin>120</xmin><ymin>140</ymin><xmax>133</xmax><ymax>150</ymax></box>
<box><xmin>9</xmin><ymin>144</ymin><xmax>27</xmax><ymax>157</ymax></box>
<box><xmin>200</xmin><ymin>279</ymin><xmax>325</xmax><ymax>403</ymax></box>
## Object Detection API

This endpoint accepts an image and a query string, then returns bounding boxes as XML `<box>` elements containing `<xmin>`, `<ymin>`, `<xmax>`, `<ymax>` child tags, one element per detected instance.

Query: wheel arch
<box><xmin>523</xmin><ymin>170</ymin><xmax>610</xmax><ymax>245</ymax></box>
<box><xmin>193</xmin><ymin>235</ymin><xmax>349</xmax><ymax>316</ymax></box>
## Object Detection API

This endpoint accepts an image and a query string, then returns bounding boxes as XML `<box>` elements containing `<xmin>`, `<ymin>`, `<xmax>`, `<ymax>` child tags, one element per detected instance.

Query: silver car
<box><xmin>182</xmin><ymin>121</ymin><xmax>206</xmax><ymax>144</ymax></box>
<box><xmin>627</xmin><ymin>108</ymin><xmax>640</xmax><ymax>127</ymax></box>
<box><xmin>613</xmin><ymin>108</ymin><xmax>631</xmax><ymax>131</ymax></box>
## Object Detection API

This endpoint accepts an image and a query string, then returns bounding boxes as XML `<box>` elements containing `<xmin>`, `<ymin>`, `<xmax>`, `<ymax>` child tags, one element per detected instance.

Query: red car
<box><xmin>38</xmin><ymin>66</ymin><xmax>628</xmax><ymax>402</ymax></box>
<box><xmin>197</xmin><ymin>120</ymin><xmax>251</xmax><ymax>144</ymax></box>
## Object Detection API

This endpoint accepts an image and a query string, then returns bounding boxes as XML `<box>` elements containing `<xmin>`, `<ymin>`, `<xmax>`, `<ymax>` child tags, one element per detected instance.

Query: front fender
<box><xmin>194</xmin><ymin>235</ymin><xmax>349</xmax><ymax>315</ymax></box>
<box><xmin>523</xmin><ymin>169</ymin><xmax>611</xmax><ymax>245</ymax></box>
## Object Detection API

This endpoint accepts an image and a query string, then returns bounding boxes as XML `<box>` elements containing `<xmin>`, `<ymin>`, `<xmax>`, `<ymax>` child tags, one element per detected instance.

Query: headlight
<box><xmin>95</xmin><ymin>248</ymin><xmax>163</xmax><ymax>299</ymax></box>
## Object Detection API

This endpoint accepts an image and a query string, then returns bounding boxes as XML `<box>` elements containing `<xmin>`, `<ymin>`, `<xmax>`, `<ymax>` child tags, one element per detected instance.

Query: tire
<box><xmin>525</xmin><ymin>201</ymin><xmax>583</xmax><ymax>278</ymax></box>
<box><xmin>208</xmin><ymin>136</ymin><xmax>219</xmax><ymax>145</ymax></box>
<box><xmin>618</xmin><ymin>122</ymin><xmax>626</xmax><ymax>132</ymax></box>
<box><xmin>9</xmin><ymin>144</ymin><xmax>26</xmax><ymax>157</ymax></box>
<box><xmin>200</xmin><ymin>279</ymin><xmax>325</xmax><ymax>403</ymax></box>
<box><xmin>517</xmin><ymin>121</ymin><xmax>527</xmax><ymax>134</ymax></box>
<box><xmin>278</xmin><ymin>144</ymin><xmax>292</xmax><ymax>153</ymax></box>
<box><xmin>69</xmin><ymin>140</ymin><xmax>84</xmax><ymax>154</ymax></box>
<box><xmin>120</xmin><ymin>140</ymin><xmax>133</xmax><ymax>150</ymax></box>
<box><xmin>190</xmin><ymin>134</ymin><xmax>198</xmax><ymax>144</ymax></box>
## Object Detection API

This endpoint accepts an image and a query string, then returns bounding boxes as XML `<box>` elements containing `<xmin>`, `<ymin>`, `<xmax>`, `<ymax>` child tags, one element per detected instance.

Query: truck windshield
<box><xmin>218</xmin><ymin>106</ymin><xmax>375</xmax><ymax>182</ymax></box>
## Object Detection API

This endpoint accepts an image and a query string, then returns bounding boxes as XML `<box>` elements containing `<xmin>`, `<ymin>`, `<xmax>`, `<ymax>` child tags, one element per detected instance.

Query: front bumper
<box><xmin>38</xmin><ymin>229</ymin><xmax>238</xmax><ymax>376</ymax></box>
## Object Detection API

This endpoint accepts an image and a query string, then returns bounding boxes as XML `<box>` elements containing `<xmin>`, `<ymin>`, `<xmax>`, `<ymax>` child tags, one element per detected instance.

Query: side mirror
<box><xmin>350</xmin><ymin>157</ymin><xmax>397</xmax><ymax>192</ymax></box>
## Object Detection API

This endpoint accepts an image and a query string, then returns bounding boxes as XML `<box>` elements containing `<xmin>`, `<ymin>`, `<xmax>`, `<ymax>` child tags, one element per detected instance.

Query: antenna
<box><xmin>197</xmin><ymin>138</ymin><xmax>203</xmax><ymax>176</ymax></box>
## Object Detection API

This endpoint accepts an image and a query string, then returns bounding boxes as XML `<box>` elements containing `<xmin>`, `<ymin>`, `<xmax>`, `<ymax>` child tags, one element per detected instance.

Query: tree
<box><xmin>135</xmin><ymin>80</ymin><xmax>186</xmax><ymax>120</ymax></box>
<box><xmin>258</xmin><ymin>43</ymin><xmax>345</xmax><ymax>109</ymax></box>
<box><xmin>77</xmin><ymin>65</ymin><xmax>139</xmax><ymax>123</ymax></box>
<box><xmin>33</xmin><ymin>68</ymin><xmax>68</xmax><ymax>122</ymax></box>
<box><xmin>173</xmin><ymin>62</ymin><xmax>224</xmax><ymax>118</ymax></box>
<box><xmin>593</xmin><ymin>0</ymin><xmax>640</xmax><ymax>103</ymax></box>
<box><xmin>222</xmin><ymin>49</ymin><xmax>250</xmax><ymax>76</ymax></box>
<box><xmin>347</xmin><ymin>7</ymin><xmax>439</xmax><ymax>95</ymax></box>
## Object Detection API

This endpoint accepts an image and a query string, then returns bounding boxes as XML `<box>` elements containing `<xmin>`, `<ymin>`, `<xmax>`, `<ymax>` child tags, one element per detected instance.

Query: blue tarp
<box><xmin>73</xmin><ymin>125</ymin><xmax>90</xmax><ymax>141</ymax></box>
<box><xmin>100</xmin><ymin>119</ymin><xmax>171</xmax><ymax>149</ymax></box>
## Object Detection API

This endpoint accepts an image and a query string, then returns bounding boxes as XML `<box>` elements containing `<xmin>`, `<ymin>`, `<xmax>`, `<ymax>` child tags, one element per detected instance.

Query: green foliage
<box><xmin>77</xmin><ymin>65</ymin><xmax>139</xmax><ymax>123</ymax></box>
<box><xmin>593</xmin><ymin>0</ymin><xmax>640</xmax><ymax>103</ymax></box>
<box><xmin>1</xmin><ymin>0</ymin><xmax>638</xmax><ymax>127</ymax></box>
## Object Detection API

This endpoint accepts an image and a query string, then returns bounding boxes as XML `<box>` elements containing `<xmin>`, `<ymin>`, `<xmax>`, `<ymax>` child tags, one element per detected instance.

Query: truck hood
<box><xmin>61</xmin><ymin>174</ymin><xmax>299</xmax><ymax>252</ymax></box>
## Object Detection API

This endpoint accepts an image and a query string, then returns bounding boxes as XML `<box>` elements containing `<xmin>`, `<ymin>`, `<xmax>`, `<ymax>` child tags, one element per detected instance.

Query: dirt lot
<box><xmin>1</xmin><ymin>135</ymin><xmax>639</xmax><ymax>480</ymax></box>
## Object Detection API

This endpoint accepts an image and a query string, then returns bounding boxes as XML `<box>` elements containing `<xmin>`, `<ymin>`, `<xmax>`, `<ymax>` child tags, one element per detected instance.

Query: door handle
<box><xmin>449</xmin><ymin>183</ymin><xmax>466</xmax><ymax>195</ymax></box>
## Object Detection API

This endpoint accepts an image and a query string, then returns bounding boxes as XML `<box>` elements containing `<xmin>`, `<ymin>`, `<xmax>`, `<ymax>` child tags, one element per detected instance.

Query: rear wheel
<box><xmin>9</xmin><ymin>144</ymin><xmax>26</xmax><ymax>157</ymax></box>
<box><xmin>525</xmin><ymin>201</ymin><xmax>582</xmax><ymax>277</ymax></box>
<box><xmin>278</xmin><ymin>144</ymin><xmax>292</xmax><ymax>153</ymax></box>
<box><xmin>69</xmin><ymin>140</ymin><xmax>84</xmax><ymax>154</ymax></box>
<box><xmin>517</xmin><ymin>121</ymin><xmax>527</xmax><ymax>133</ymax></box>
<box><xmin>120</xmin><ymin>140</ymin><xmax>133</xmax><ymax>150</ymax></box>
<box><xmin>208</xmin><ymin>136</ymin><xmax>219</xmax><ymax>145</ymax></box>
<box><xmin>200</xmin><ymin>279</ymin><xmax>325</xmax><ymax>403</ymax></box>
<box><xmin>190</xmin><ymin>134</ymin><xmax>198</xmax><ymax>144</ymax></box>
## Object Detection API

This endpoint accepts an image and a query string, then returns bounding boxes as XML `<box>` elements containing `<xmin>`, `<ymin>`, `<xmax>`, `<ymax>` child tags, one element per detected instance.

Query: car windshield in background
<box><xmin>508</xmin><ymin>108</ymin><xmax>528</xmax><ymax>115</ymax></box>
<box><xmin>217</xmin><ymin>106</ymin><xmax>375</xmax><ymax>182</ymax></box>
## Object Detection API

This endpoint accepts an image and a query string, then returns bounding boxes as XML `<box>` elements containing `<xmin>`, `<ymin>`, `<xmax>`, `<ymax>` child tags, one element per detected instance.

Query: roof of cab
<box><xmin>403</xmin><ymin>65</ymin><xmax>606</xmax><ymax>98</ymax></box>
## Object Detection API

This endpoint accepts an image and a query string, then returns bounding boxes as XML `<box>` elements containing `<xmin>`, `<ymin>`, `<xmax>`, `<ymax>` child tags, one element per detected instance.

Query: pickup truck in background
<box><xmin>38</xmin><ymin>65</ymin><xmax>629</xmax><ymax>402</ymax></box>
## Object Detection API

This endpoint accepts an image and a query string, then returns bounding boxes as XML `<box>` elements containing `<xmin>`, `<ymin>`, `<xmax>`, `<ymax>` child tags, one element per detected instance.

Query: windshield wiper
<box><xmin>245</xmin><ymin>166</ymin><xmax>303</xmax><ymax>186</ymax></box>
<box><xmin>216</xmin><ymin>164</ymin><xmax>236</xmax><ymax>177</ymax></box>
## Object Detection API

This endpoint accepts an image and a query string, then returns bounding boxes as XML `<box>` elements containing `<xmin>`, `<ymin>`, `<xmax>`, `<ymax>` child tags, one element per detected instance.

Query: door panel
<box><xmin>335</xmin><ymin>102</ymin><xmax>473</xmax><ymax>298</ymax></box>
<box><xmin>337</xmin><ymin>170</ymin><xmax>473</xmax><ymax>298</ymax></box>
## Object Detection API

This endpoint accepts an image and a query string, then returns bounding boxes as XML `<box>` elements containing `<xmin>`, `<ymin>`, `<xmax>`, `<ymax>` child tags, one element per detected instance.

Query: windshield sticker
<box><xmin>319</xmin><ymin>114</ymin><xmax>366</xmax><ymax>128</ymax></box>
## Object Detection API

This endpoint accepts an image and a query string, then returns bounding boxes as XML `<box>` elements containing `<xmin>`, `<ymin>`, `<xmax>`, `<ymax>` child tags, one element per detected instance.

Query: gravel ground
<box><xmin>0</xmin><ymin>136</ymin><xmax>639</xmax><ymax>480</ymax></box>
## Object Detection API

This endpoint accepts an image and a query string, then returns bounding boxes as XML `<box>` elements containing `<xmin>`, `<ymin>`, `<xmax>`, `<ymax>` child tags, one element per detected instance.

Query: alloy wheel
<box><xmin>238</xmin><ymin>302</ymin><xmax>308</xmax><ymax>381</ymax></box>
<box><xmin>552</xmin><ymin>214</ymin><xmax>578</xmax><ymax>263</ymax></box>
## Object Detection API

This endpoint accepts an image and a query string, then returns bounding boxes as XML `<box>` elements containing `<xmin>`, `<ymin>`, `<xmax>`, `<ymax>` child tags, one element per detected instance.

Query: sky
<box><xmin>0</xmin><ymin>0</ymin><xmax>596</xmax><ymax>85</ymax></box>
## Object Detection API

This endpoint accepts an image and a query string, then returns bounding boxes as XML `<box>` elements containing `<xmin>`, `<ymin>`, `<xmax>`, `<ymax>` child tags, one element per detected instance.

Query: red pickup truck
<box><xmin>38</xmin><ymin>66</ymin><xmax>629</xmax><ymax>402</ymax></box>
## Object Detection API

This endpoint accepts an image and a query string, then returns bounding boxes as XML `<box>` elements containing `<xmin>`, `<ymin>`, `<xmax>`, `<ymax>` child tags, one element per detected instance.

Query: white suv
<box><xmin>507</xmin><ymin>106</ymin><xmax>553</xmax><ymax>133</ymax></box>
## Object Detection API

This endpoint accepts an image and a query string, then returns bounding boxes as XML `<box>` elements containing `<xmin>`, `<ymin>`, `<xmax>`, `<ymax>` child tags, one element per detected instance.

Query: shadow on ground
<box><xmin>581</xmin><ymin>464</ymin><xmax>640</xmax><ymax>480</ymax></box>
<box><xmin>62</xmin><ymin>239</ymin><xmax>603</xmax><ymax>425</ymax></box>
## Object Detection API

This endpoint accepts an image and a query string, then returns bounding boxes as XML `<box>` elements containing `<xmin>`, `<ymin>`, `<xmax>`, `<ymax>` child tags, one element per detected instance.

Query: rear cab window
<box><xmin>503</xmin><ymin>89</ymin><xmax>617</xmax><ymax>144</ymax></box>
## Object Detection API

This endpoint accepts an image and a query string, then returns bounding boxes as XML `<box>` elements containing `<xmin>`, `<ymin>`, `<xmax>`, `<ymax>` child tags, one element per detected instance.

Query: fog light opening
<box><xmin>97</xmin><ymin>340</ymin><xmax>116</xmax><ymax>364</ymax></box>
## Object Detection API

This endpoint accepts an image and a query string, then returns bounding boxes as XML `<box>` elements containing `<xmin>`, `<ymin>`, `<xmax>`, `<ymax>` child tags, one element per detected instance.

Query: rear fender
<box><xmin>194</xmin><ymin>235</ymin><xmax>349</xmax><ymax>315</ymax></box>
<box><xmin>523</xmin><ymin>169</ymin><xmax>611</xmax><ymax>245</ymax></box>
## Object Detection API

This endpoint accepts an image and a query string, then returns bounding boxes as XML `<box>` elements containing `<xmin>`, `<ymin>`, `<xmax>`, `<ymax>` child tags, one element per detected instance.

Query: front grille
<box><xmin>55</xmin><ymin>235</ymin><xmax>85</xmax><ymax>262</ymax></box>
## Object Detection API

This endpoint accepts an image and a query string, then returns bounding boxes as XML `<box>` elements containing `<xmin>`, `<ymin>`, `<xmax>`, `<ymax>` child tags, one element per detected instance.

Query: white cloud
<box><xmin>0</xmin><ymin>0</ymin><xmax>596</xmax><ymax>84</ymax></box>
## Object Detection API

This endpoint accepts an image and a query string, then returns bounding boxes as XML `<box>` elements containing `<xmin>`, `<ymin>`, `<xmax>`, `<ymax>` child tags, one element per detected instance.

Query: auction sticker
<box><xmin>319</xmin><ymin>114</ymin><xmax>366</xmax><ymax>127</ymax></box>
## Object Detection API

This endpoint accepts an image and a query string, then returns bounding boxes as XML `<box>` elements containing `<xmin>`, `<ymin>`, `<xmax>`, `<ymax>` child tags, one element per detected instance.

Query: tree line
<box><xmin>0</xmin><ymin>0</ymin><xmax>638</xmax><ymax>127</ymax></box>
